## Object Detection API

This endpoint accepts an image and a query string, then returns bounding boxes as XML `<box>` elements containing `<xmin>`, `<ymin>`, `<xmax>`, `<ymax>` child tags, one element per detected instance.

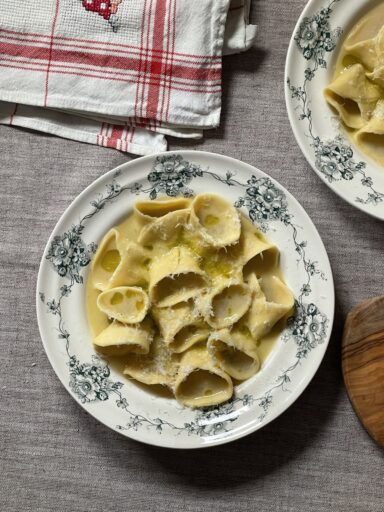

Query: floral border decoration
<box><xmin>287</xmin><ymin>0</ymin><xmax>384</xmax><ymax>206</ymax></box>
<box><xmin>40</xmin><ymin>154</ymin><xmax>329</xmax><ymax>437</ymax></box>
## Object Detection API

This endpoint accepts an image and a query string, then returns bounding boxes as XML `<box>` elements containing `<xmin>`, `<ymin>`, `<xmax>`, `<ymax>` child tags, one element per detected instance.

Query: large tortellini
<box><xmin>324</xmin><ymin>5</ymin><xmax>384</xmax><ymax>166</ymax></box>
<box><xmin>87</xmin><ymin>194</ymin><xmax>294</xmax><ymax>408</ymax></box>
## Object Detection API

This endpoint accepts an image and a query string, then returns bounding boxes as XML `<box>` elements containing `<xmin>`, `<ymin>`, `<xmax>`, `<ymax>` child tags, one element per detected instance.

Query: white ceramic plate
<box><xmin>285</xmin><ymin>0</ymin><xmax>384</xmax><ymax>220</ymax></box>
<box><xmin>36</xmin><ymin>151</ymin><xmax>334</xmax><ymax>449</ymax></box>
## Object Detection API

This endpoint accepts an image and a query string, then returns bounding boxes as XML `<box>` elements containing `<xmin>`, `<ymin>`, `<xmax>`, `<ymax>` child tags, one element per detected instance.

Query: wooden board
<box><xmin>342</xmin><ymin>296</ymin><xmax>384</xmax><ymax>448</ymax></box>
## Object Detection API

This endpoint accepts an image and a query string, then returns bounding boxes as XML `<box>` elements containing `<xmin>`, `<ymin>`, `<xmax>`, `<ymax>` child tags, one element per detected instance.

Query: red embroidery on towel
<box><xmin>81</xmin><ymin>0</ymin><xmax>124</xmax><ymax>30</ymax></box>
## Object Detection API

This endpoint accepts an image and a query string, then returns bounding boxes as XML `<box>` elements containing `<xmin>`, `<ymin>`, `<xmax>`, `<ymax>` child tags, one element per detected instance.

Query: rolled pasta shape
<box><xmin>152</xmin><ymin>300</ymin><xmax>209</xmax><ymax>352</ymax></box>
<box><xmin>97</xmin><ymin>286</ymin><xmax>149</xmax><ymax>324</ymax></box>
<box><xmin>261</xmin><ymin>275</ymin><xmax>294</xmax><ymax>307</ymax></box>
<box><xmin>208</xmin><ymin>328</ymin><xmax>260</xmax><ymax>380</ymax></box>
<box><xmin>190</xmin><ymin>193</ymin><xmax>241</xmax><ymax>247</ymax></box>
<box><xmin>200</xmin><ymin>216</ymin><xmax>275</xmax><ymax>284</ymax></box>
<box><xmin>355</xmin><ymin>100</ymin><xmax>384</xmax><ymax>165</ymax></box>
<box><xmin>243</xmin><ymin>245</ymin><xmax>279</xmax><ymax>280</ymax></box>
<box><xmin>108</xmin><ymin>242</ymin><xmax>150</xmax><ymax>288</ymax></box>
<box><xmin>344</xmin><ymin>39</ymin><xmax>378</xmax><ymax>71</ymax></box>
<box><xmin>324</xmin><ymin>91</ymin><xmax>364</xmax><ymax>130</ymax></box>
<box><xmin>243</xmin><ymin>273</ymin><xmax>294</xmax><ymax>340</ymax></box>
<box><xmin>134</xmin><ymin>197</ymin><xmax>191</xmax><ymax>228</ymax></box>
<box><xmin>236</xmin><ymin>216</ymin><xmax>279</xmax><ymax>278</ymax></box>
<box><xmin>174</xmin><ymin>346</ymin><xmax>233</xmax><ymax>407</ymax></box>
<box><xmin>324</xmin><ymin>64</ymin><xmax>381</xmax><ymax>129</ymax></box>
<box><xmin>239</xmin><ymin>217</ymin><xmax>277</xmax><ymax>265</ymax></box>
<box><xmin>366</xmin><ymin>25</ymin><xmax>384</xmax><ymax>87</ymax></box>
<box><xmin>342</xmin><ymin>20</ymin><xmax>382</xmax><ymax>70</ymax></box>
<box><xmin>204</xmin><ymin>280</ymin><xmax>252</xmax><ymax>329</ymax></box>
<box><xmin>170</xmin><ymin>323</ymin><xmax>210</xmax><ymax>353</ymax></box>
<box><xmin>138</xmin><ymin>208</ymin><xmax>190</xmax><ymax>245</ymax></box>
<box><xmin>151</xmin><ymin>300</ymin><xmax>198</xmax><ymax>343</ymax></box>
<box><xmin>152</xmin><ymin>301</ymin><xmax>196</xmax><ymax>345</ymax></box>
<box><xmin>91</xmin><ymin>228</ymin><xmax>122</xmax><ymax>291</ymax></box>
<box><xmin>124</xmin><ymin>336</ymin><xmax>179</xmax><ymax>387</ymax></box>
<box><xmin>149</xmin><ymin>246</ymin><xmax>208</xmax><ymax>307</ymax></box>
<box><xmin>94</xmin><ymin>319</ymin><xmax>153</xmax><ymax>356</ymax></box>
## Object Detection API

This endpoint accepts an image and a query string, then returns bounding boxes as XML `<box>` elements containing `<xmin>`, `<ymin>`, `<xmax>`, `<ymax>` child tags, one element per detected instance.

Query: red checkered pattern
<box><xmin>0</xmin><ymin>0</ymin><xmax>255</xmax><ymax>155</ymax></box>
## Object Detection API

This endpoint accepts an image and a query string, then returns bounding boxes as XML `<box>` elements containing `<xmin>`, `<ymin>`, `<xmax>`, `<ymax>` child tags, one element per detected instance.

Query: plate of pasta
<box><xmin>286</xmin><ymin>0</ymin><xmax>384</xmax><ymax>220</ymax></box>
<box><xmin>36</xmin><ymin>151</ymin><xmax>334</xmax><ymax>448</ymax></box>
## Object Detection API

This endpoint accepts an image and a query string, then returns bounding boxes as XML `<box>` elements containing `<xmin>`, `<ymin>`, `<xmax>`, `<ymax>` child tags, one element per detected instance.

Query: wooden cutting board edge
<box><xmin>342</xmin><ymin>296</ymin><xmax>384</xmax><ymax>449</ymax></box>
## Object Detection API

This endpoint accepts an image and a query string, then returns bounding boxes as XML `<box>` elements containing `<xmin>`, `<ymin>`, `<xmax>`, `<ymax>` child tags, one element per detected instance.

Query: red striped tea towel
<box><xmin>0</xmin><ymin>0</ymin><xmax>256</xmax><ymax>155</ymax></box>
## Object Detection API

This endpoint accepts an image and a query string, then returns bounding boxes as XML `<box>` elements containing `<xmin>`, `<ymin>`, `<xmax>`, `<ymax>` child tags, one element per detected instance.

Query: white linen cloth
<box><xmin>0</xmin><ymin>0</ymin><xmax>256</xmax><ymax>155</ymax></box>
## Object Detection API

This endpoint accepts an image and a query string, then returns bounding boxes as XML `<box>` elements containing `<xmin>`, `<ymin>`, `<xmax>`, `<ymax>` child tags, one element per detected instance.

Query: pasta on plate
<box><xmin>86</xmin><ymin>194</ymin><xmax>294</xmax><ymax>408</ymax></box>
<box><xmin>324</xmin><ymin>4</ymin><xmax>384</xmax><ymax>166</ymax></box>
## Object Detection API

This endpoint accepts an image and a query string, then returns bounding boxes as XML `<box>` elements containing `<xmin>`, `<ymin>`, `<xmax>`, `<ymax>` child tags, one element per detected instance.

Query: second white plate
<box><xmin>285</xmin><ymin>0</ymin><xmax>384</xmax><ymax>220</ymax></box>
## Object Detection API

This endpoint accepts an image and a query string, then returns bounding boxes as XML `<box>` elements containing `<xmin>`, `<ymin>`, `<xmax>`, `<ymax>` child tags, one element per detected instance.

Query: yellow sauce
<box><xmin>101</xmin><ymin>250</ymin><xmax>120</xmax><ymax>272</ymax></box>
<box><xmin>110</xmin><ymin>292</ymin><xmax>123</xmax><ymax>305</ymax></box>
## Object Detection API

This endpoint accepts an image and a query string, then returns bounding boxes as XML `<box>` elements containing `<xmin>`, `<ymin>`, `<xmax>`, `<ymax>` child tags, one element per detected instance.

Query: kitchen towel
<box><xmin>0</xmin><ymin>0</ymin><xmax>257</xmax><ymax>155</ymax></box>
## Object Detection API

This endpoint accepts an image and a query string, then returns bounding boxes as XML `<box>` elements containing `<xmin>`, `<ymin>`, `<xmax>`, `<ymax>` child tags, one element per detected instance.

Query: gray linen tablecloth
<box><xmin>1</xmin><ymin>1</ymin><xmax>383</xmax><ymax>510</ymax></box>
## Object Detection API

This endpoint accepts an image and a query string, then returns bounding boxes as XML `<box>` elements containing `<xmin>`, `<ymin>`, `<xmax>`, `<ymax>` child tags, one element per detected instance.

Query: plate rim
<box><xmin>284</xmin><ymin>0</ymin><xmax>384</xmax><ymax>221</ymax></box>
<box><xmin>36</xmin><ymin>150</ymin><xmax>335</xmax><ymax>449</ymax></box>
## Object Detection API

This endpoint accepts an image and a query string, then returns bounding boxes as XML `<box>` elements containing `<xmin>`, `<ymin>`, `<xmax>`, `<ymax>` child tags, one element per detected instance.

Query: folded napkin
<box><xmin>0</xmin><ymin>0</ymin><xmax>256</xmax><ymax>155</ymax></box>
